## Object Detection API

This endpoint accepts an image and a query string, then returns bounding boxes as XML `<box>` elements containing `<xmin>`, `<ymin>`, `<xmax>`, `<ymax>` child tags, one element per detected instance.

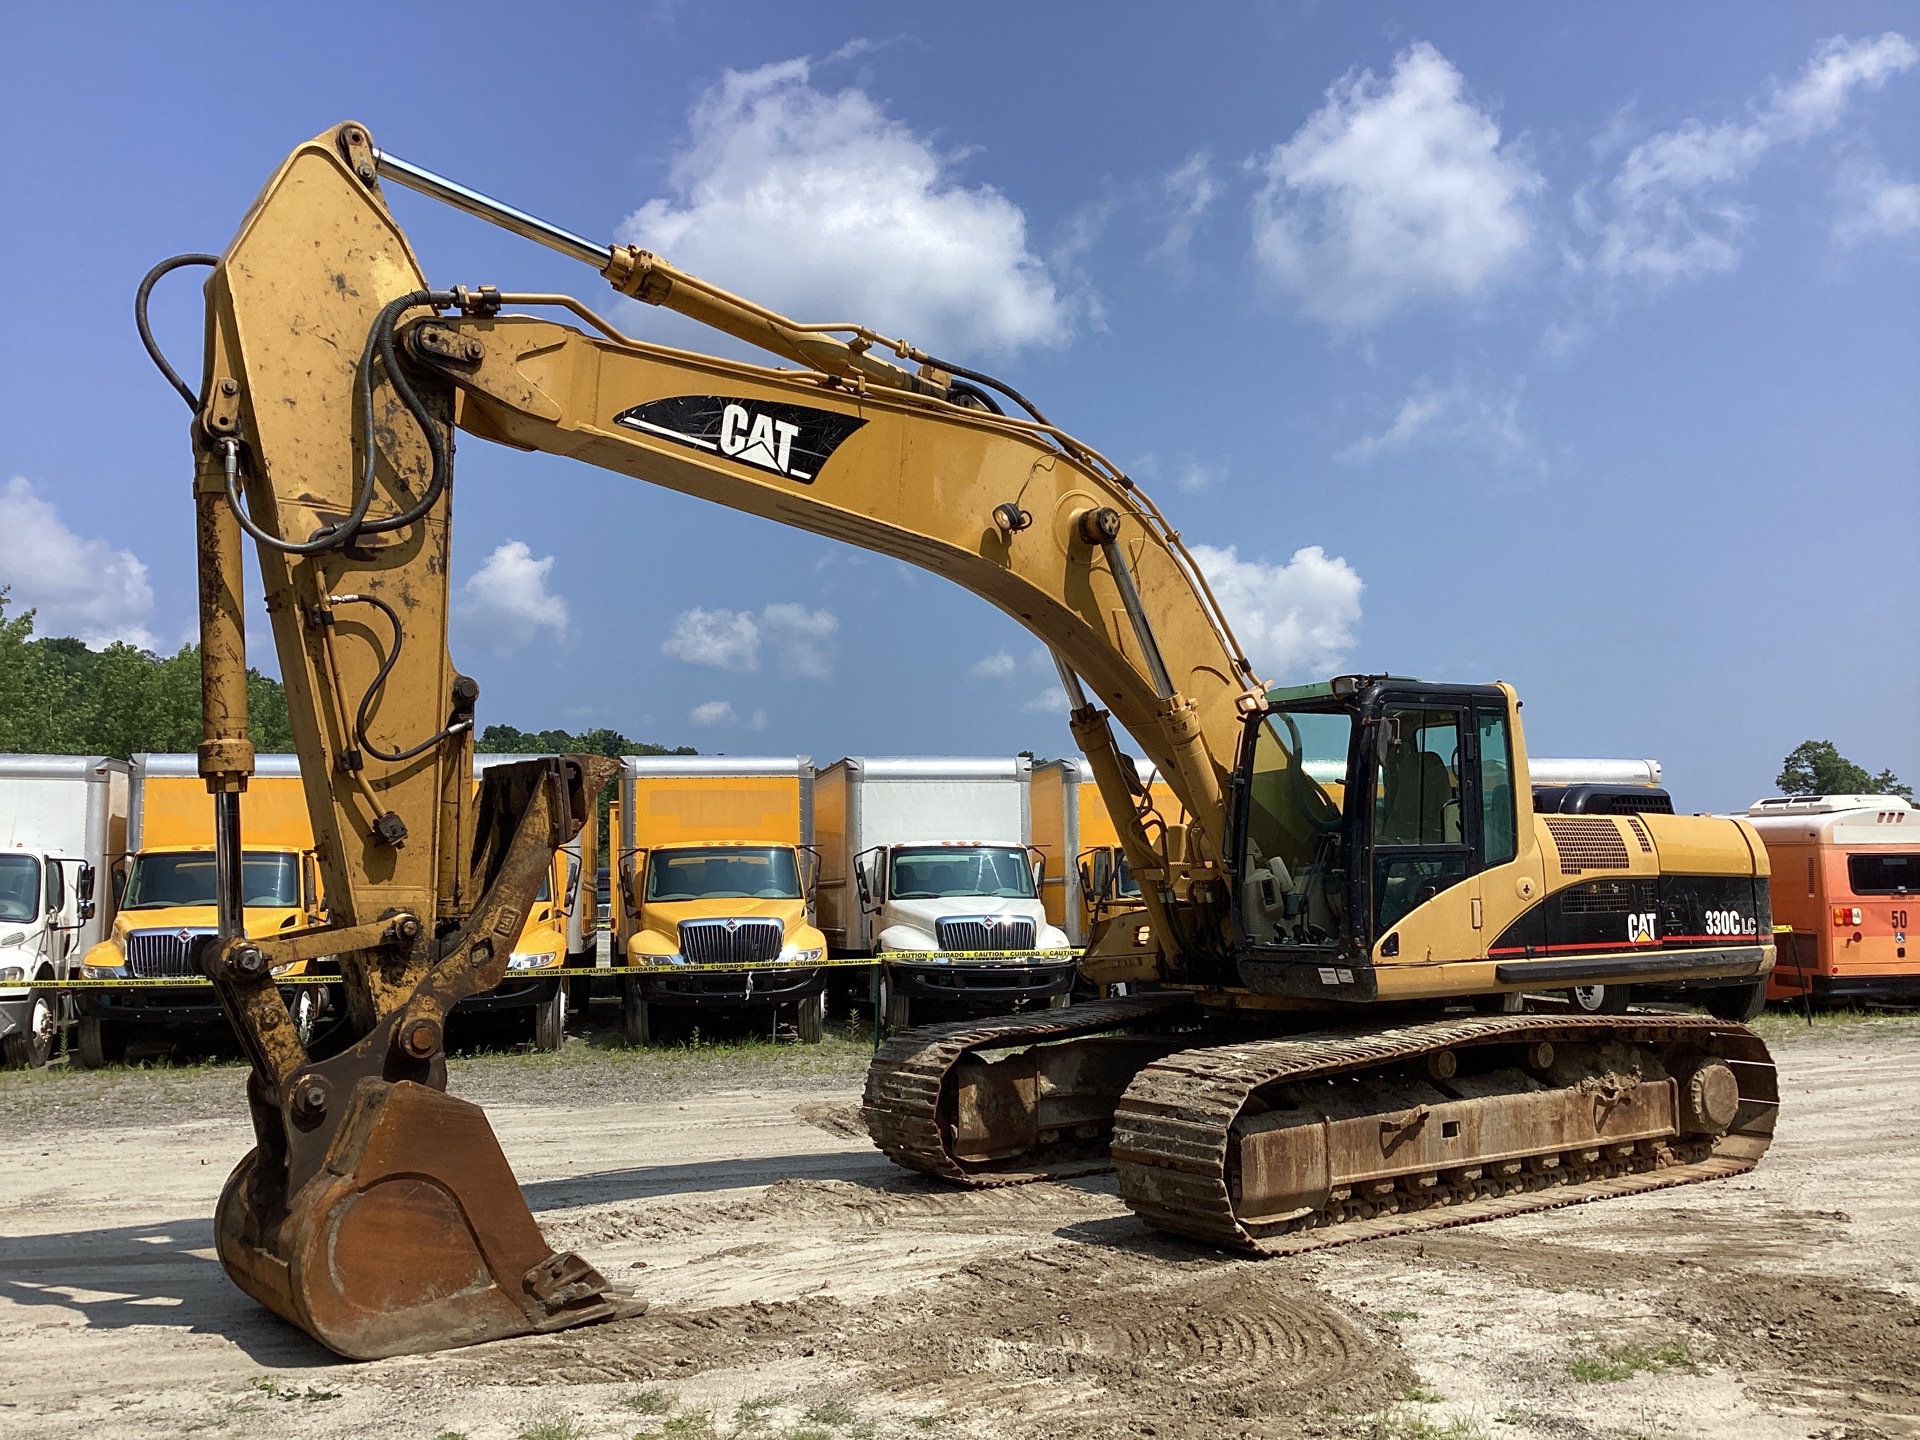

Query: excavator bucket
<box><xmin>203</xmin><ymin>755</ymin><xmax>637</xmax><ymax>1359</ymax></box>
<box><xmin>216</xmin><ymin>1078</ymin><xmax>631</xmax><ymax>1359</ymax></box>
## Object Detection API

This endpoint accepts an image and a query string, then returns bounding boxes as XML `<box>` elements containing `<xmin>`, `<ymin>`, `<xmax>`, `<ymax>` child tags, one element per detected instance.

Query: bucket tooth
<box><xmin>216</xmin><ymin>1078</ymin><xmax>640</xmax><ymax>1360</ymax></box>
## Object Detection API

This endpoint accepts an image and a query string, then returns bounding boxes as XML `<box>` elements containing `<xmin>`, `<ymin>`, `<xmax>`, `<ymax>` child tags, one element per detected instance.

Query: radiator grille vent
<box><xmin>1543</xmin><ymin>817</ymin><xmax>1632</xmax><ymax>875</ymax></box>
<box><xmin>124</xmin><ymin>928</ymin><xmax>214</xmax><ymax>979</ymax></box>
<box><xmin>1625</xmin><ymin>816</ymin><xmax>1654</xmax><ymax>853</ymax></box>
<box><xmin>936</xmin><ymin>916</ymin><xmax>1037</xmax><ymax>952</ymax></box>
<box><xmin>678</xmin><ymin>918</ymin><xmax>782</xmax><ymax>966</ymax></box>
<box><xmin>1559</xmin><ymin>881</ymin><xmax>1635</xmax><ymax>914</ymax></box>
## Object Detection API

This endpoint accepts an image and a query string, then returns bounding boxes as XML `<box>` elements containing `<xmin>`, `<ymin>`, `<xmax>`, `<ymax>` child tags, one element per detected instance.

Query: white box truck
<box><xmin>0</xmin><ymin>756</ymin><xmax>128</xmax><ymax>1067</ymax></box>
<box><xmin>815</xmin><ymin>756</ymin><xmax>1074</xmax><ymax>1032</ymax></box>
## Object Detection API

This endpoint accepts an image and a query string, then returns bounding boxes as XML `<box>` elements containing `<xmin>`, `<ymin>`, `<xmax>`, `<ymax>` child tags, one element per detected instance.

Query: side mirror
<box><xmin>1030</xmin><ymin>854</ymin><xmax>1045</xmax><ymax>890</ymax></box>
<box><xmin>77</xmin><ymin>863</ymin><xmax>96</xmax><ymax>903</ymax></box>
<box><xmin>1078</xmin><ymin>860</ymin><xmax>1094</xmax><ymax>897</ymax></box>
<box><xmin>1091</xmin><ymin>850</ymin><xmax>1114</xmax><ymax>901</ymax></box>
<box><xmin>78</xmin><ymin>901</ymin><xmax>97</xmax><ymax>922</ymax></box>
<box><xmin>854</xmin><ymin>861</ymin><xmax>872</xmax><ymax>910</ymax></box>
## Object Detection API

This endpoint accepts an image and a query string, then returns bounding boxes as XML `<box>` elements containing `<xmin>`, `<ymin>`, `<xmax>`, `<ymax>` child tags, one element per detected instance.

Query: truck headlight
<box><xmin>270</xmin><ymin>962</ymin><xmax>295</xmax><ymax>977</ymax></box>
<box><xmin>83</xmin><ymin>964</ymin><xmax>126</xmax><ymax>980</ymax></box>
<box><xmin>507</xmin><ymin>951</ymin><xmax>561</xmax><ymax>971</ymax></box>
<box><xmin>0</xmin><ymin>965</ymin><xmax>24</xmax><ymax>983</ymax></box>
<box><xmin>780</xmin><ymin>945</ymin><xmax>824</xmax><ymax>964</ymax></box>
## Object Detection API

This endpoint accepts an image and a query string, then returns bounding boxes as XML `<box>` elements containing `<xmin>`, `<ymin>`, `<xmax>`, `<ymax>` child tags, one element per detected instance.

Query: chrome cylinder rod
<box><xmin>1050</xmin><ymin>650</ymin><xmax>1092</xmax><ymax>712</ymax></box>
<box><xmin>1100</xmin><ymin>541</ymin><xmax>1176</xmax><ymax>700</ymax></box>
<box><xmin>372</xmin><ymin>149</ymin><xmax>613</xmax><ymax>270</ymax></box>
<box><xmin>213</xmin><ymin>790</ymin><xmax>245</xmax><ymax>939</ymax></box>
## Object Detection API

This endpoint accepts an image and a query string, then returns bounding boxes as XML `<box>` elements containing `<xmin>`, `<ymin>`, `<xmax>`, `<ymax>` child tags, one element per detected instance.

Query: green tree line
<box><xmin>0</xmin><ymin>591</ymin><xmax>692</xmax><ymax>771</ymax></box>
<box><xmin>1777</xmin><ymin>739</ymin><xmax>1911</xmax><ymax>801</ymax></box>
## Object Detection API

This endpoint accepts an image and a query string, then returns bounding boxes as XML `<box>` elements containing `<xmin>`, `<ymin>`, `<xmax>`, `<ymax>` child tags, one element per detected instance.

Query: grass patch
<box><xmin>732</xmin><ymin>1395</ymin><xmax>782</xmax><ymax>1432</ymax></box>
<box><xmin>1749</xmin><ymin>1006</ymin><xmax>1920</xmax><ymax>1039</ymax></box>
<box><xmin>1378</xmin><ymin>1309</ymin><xmax>1419</xmax><ymax>1323</ymax></box>
<box><xmin>1566</xmin><ymin>1339</ymin><xmax>1690</xmax><ymax>1383</ymax></box>
<box><xmin>1400</xmin><ymin>1384</ymin><xmax>1446</xmax><ymax>1403</ymax></box>
<box><xmin>786</xmin><ymin>1432</ymin><xmax>833</xmax><ymax>1440</ymax></box>
<box><xmin>661</xmin><ymin>1413</ymin><xmax>718</xmax><ymax>1438</ymax></box>
<box><xmin>618</xmin><ymin>1387</ymin><xmax>673</xmax><ymax>1415</ymax></box>
<box><xmin>801</xmin><ymin>1399</ymin><xmax>860</xmax><ymax>1427</ymax></box>
<box><xmin>247</xmin><ymin>1376</ymin><xmax>340</xmax><ymax>1403</ymax></box>
<box><xmin>517</xmin><ymin>1416</ymin><xmax>590</xmax><ymax>1440</ymax></box>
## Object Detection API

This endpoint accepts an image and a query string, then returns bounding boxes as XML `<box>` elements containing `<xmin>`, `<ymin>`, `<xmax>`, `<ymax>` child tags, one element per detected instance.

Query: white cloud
<box><xmin>455</xmin><ymin>541</ymin><xmax>569</xmax><ymax>656</ymax></box>
<box><xmin>1152</xmin><ymin>152</ymin><xmax>1221</xmax><ymax>265</ymax></box>
<box><xmin>662</xmin><ymin>607</ymin><xmax>760</xmax><ymax>672</ymax></box>
<box><xmin>1188</xmin><ymin>543</ymin><xmax>1364</xmax><ymax>681</ymax></box>
<box><xmin>620</xmin><ymin>57</ymin><xmax>1074</xmax><ymax>355</ymax></box>
<box><xmin>967</xmin><ymin>650</ymin><xmax>1016</xmax><ymax>681</ymax></box>
<box><xmin>688</xmin><ymin>700</ymin><xmax>768</xmax><ymax>731</ymax></box>
<box><xmin>1252</xmin><ymin>42</ymin><xmax>1540</xmax><ymax>329</ymax></box>
<box><xmin>1587</xmin><ymin>32</ymin><xmax>1916</xmax><ymax>287</ymax></box>
<box><xmin>1835</xmin><ymin>160</ymin><xmax>1920</xmax><ymax>244</ymax></box>
<box><xmin>759</xmin><ymin>602</ymin><xmax>839</xmax><ymax>680</ymax></box>
<box><xmin>1175</xmin><ymin>460</ymin><xmax>1223</xmax><ymax>493</ymax></box>
<box><xmin>1021</xmin><ymin>686</ymin><xmax>1070</xmax><ymax>715</ymax></box>
<box><xmin>1339</xmin><ymin>378</ymin><xmax>1543</xmax><ymax>477</ymax></box>
<box><xmin>661</xmin><ymin>601</ymin><xmax>839</xmax><ymax>679</ymax></box>
<box><xmin>0</xmin><ymin>476</ymin><xmax>156</xmax><ymax>648</ymax></box>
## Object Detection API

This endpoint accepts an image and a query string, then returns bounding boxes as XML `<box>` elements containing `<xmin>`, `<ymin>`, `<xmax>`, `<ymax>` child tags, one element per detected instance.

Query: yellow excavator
<box><xmin>146</xmin><ymin>123</ymin><xmax>1778</xmax><ymax>1361</ymax></box>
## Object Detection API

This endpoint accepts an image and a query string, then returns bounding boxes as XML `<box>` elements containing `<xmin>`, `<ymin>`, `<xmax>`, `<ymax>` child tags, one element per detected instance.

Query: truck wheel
<box><xmin>1473</xmin><ymin>992</ymin><xmax>1526</xmax><ymax>1013</ymax></box>
<box><xmin>288</xmin><ymin>987</ymin><xmax>323</xmax><ymax>1049</ymax></box>
<box><xmin>77</xmin><ymin>1015</ymin><xmax>127</xmax><ymax>1070</ymax></box>
<box><xmin>1567</xmin><ymin>984</ymin><xmax>1630</xmax><ymax>1015</ymax></box>
<box><xmin>1</xmin><ymin>990</ymin><xmax>58</xmax><ymax>1070</ymax></box>
<box><xmin>622</xmin><ymin>977</ymin><xmax>652</xmax><ymax>1046</ymax></box>
<box><xmin>796</xmin><ymin>991</ymin><xmax>826</xmax><ymax>1044</ymax></box>
<box><xmin>532</xmin><ymin>980</ymin><xmax>568</xmax><ymax>1052</ymax></box>
<box><xmin>1703</xmin><ymin>978</ymin><xmax>1767</xmax><ymax>1023</ymax></box>
<box><xmin>881</xmin><ymin>975</ymin><xmax>912</xmax><ymax>1035</ymax></box>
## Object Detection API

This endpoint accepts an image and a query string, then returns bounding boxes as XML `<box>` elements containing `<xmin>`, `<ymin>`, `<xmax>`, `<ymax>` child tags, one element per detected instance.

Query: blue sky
<box><xmin>2</xmin><ymin>3</ymin><xmax>1914</xmax><ymax>811</ymax></box>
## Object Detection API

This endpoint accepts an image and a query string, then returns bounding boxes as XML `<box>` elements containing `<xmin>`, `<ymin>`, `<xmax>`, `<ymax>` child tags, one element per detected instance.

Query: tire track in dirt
<box><xmin>849</xmin><ymin>1245</ymin><xmax>1407</xmax><ymax>1438</ymax></box>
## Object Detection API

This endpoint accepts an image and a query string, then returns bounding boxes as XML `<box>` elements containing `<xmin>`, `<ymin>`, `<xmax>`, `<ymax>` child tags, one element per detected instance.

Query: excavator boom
<box><xmin>164</xmin><ymin>124</ymin><xmax>1775</xmax><ymax>1360</ymax></box>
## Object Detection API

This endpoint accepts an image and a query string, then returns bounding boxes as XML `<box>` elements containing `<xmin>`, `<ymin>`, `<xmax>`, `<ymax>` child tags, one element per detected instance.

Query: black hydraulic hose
<box><xmin>917</xmin><ymin>353</ymin><xmax>1051</xmax><ymax>427</ymax></box>
<box><xmin>944</xmin><ymin>379</ymin><xmax>1005</xmax><ymax>415</ymax></box>
<box><xmin>135</xmin><ymin>254</ymin><xmax>218</xmax><ymax>410</ymax></box>
<box><xmin>357</xmin><ymin>290</ymin><xmax>458</xmax><ymax>534</ymax></box>
<box><xmin>332</xmin><ymin>592</ymin><xmax>470</xmax><ymax>764</ymax></box>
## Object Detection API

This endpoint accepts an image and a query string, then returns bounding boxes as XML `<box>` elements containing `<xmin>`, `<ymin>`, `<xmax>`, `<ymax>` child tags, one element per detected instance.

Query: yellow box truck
<box><xmin>76</xmin><ymin>754</ymin><xmax>329</xmax><ymax>1067</ymax></box>
<box><xmin>611</xmin><ymin>756</ymin><xmax>827</xmax><ymax>1045</ymax></box>
<box><xmin>467</xmin><ymin>753</ymin><xmax>600</xmax><ymax>1051</ymax></box>
<box><xmin>1032</xmin><ymin>757</ymin><xmax>1171</xmax><ymax>947</ymax></box>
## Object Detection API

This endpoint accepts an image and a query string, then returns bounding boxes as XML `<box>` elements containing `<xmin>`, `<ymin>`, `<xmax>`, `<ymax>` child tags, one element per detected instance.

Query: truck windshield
<box><xmin>0</xmin><ymin>854</ymin><xmax>40</xmax><ymax>923</ymax></box>
<box><xmin>647</xmin><ymin>847</ymin><xmax>800</xmax><ymax>901</ymax></box>
<box><xmin>891</xmin><ymin>846</ymin><xmax>1036</xmax><ymax>900</ymax></box>
<box><xmin>123</xmin><ymin>853</ymin><xmax>301</xmax><ymax>909</ymax></box>
<box><xmin>1243</xmin><ymin>707</ymin><xmax>1354</xmax><ymax>882</ymax></box>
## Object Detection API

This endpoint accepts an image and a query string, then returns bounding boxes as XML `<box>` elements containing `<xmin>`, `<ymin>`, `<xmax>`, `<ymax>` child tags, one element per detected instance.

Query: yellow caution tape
<box><xmin>6</xmin><ymin>950</ymin><xmax>1085</xmax><ymax>989</ymax></box>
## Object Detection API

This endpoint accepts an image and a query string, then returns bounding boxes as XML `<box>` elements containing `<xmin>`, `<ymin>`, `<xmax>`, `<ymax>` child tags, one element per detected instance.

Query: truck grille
<box><xmin>678</xmin><ymin>918</ymin><xmax>783</xmax><ymax>966</ymax></box>
<box><xmin>125</xmin><ymin>928</ymin><xmax>216</xmax><ymax>979</ymax></box>
<box><xmin>936</xmin><ymin>916</ymin><xmax>1036</xmax><ymax>952</ymax></box>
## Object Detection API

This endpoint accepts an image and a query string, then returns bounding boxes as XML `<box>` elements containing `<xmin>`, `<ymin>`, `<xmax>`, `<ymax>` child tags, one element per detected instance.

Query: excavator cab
<box><xmin>1235</xmin><ymin>676</ymin><xmax>1522</xmax><ymax>999</ymax></box>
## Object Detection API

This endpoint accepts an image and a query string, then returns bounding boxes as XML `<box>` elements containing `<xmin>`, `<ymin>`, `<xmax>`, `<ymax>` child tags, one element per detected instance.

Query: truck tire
<box><xmin>532</xmin><ymin>980</ymin><xmax>568</xmax><ymax>1052</ymax></box>
<box><xmin>622</xmin><ymin>977</ymin><xmax>652</xmax><ymax>1047</ymax></box>
<box><xmin>1473</xmin><ymin>992</ymin><xmax>1526</xmax><ymax>1014</ymax></box>
<box><xmin>77</xmin><ymin>1015</ymin><xmax>126</xmax><ymax>1070</ymax></box>
<box><xmin>1</xmin><ymin>989</ymin><xmax>58</xmax><ymax>1070</ymax></box>
<box><xmin>795</xmin><ymin>990</ymin><xmax>826</xmax><ymax>1044</ymax></box>
<box><xmin>288</xmin><ymin>986</ymin><xmax>323</xmax><ymax>1050</ymax></box>
<box><xmin>1703</xmin><ymin>978</ymin><xmax>1768</xmax><ymax>1023</ymax></box>
<box><xmin>881</xmin><ymin>974</ymin><xmax>912</xmax><ymax>1035</ymax></box>
<box><xmin>1567</xmin><ymin>984</ymin><xmax>1630</xmax><ymax>1015</ymax></box>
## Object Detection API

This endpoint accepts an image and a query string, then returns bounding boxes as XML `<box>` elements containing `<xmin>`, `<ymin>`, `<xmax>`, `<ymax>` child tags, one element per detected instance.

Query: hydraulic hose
<box><xmin>135</xmin><ymin>254</ymin><xmax>218</xmax><ymax>410</ymax></box>
<box><xmin>330</xmin><ymin>592</ymin><xmax>471</xmax><ymax>764</ymax></box>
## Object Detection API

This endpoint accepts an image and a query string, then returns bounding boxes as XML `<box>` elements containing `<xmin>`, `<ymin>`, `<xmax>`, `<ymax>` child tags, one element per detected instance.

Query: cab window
<box><xmin>1476</xmin><ymin>706</ymin><xmax>1517</xmax><ymax>868</ymax></box>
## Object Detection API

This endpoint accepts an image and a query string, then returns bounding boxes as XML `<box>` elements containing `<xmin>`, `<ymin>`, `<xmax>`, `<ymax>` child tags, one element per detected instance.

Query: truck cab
<box><xmin>463</xmin><ymin>755</ymin><xmax>598</xmax><ymax>1051</ymax></box>
<box><xmin>614</xmin><ymin>757</ymin><xmax>828</xmax><ymax>1045</ymax></box>
<box><xmin>76</xmin><ymin>754</ymin><xmax>330</xmax><ymax>1067</ymax></box>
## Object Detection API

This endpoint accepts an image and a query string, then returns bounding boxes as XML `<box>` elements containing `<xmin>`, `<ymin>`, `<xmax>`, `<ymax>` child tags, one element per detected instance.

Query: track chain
<box><xmin>861</xmin><ymin>994</ymin><xmax>1197</xmax><ymax>1185</ymax></box>
<box><xmin>1111</xmin><ymin>1011</ymin><xmax>1777</xmax><ymax>1256</ymax></box>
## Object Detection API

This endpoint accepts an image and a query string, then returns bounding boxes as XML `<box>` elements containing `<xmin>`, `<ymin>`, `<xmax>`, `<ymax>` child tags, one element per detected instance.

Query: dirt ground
<box><xmin>1</xmin><ymin>1012</ymin><xmax>1916</xmax><ymax>1440</ymax></box>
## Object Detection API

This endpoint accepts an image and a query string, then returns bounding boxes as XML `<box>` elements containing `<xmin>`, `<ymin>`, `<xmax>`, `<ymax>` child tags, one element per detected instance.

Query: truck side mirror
<box><xmin>77</xmin><ymin>863</ymin><xmax>96</xmax><ymax>904</ymax></box>
<box><xmin>1078</xmin><ymin>859</ymin><xmax>1094</xmax><ymax>897</ymax></box>
<box><xmin>623</xmin><ymin>850</ymin><xmax>647</xmax><ymax>917</ymax></box>
<box><xmin>854</xmin><ymin>861</ymin><xmax>871</xmax><ymax>910</ymax></box>
<box><xmin>1091</xmin><ymin>850</ymin><xmax>1114</xmax><ymax>901</ymax></box>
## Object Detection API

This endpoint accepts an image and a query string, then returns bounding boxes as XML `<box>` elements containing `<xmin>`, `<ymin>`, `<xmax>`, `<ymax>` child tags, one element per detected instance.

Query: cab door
<box><xmin>1466</xmin><ymin>696</ymin><xmax>1546</xmax><ymax>959</ymax></box>
<box><xmin>1369</xmin><ymin>703</ymin><xmax>1475</xmax><ymax>957</ymax></box>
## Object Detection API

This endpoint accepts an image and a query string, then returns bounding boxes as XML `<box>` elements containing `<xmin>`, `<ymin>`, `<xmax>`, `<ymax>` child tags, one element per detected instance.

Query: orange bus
<box><xmin>1746</xmin><ymin>794</ymin><xmax>1916</xmax><ymax>1005</ymax></box>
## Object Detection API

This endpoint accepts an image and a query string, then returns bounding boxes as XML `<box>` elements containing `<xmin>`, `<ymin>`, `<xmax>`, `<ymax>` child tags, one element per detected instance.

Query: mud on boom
<box><xmin>152</xmin><ymin>123</ymin><xmax>1778</xmax><ymax>1360</ymax></box>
